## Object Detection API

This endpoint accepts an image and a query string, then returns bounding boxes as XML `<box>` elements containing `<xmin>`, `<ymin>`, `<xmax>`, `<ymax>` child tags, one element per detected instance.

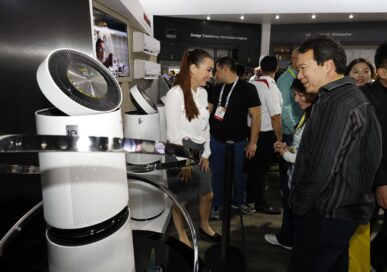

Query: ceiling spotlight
<box><xmin>349</xmin><ymin>14</ymin><xmax>354</xmax><ymax>19</ymax></box>
<box><xmin>206</xmin><ymin>15</ymin><xmax>211</xmax><ymax>20</ymax></box>
<box><xmin>311</xmin><ymin>14</ymin><xmax>316</xmax><ymax>19</ymax></box>
<box><xmin>240</xmin><ymin>15</ymin><xmax>245</xmax><ymax>20</ymax></box>
<box><xmin>275</xmin><ymin>14</ymin><xmax>280</xmax><ymax>20</ymax></box>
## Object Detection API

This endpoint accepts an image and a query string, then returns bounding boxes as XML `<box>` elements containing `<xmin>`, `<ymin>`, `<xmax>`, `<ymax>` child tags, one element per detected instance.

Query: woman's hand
<box><xmin>274</xmin><ymin>141</ymin><xmax>289</xmax><ymax>156</ymax></box>
<box><xmin>178</xmin><ymin>166</ymin><xmax>192</xmax><ymax>182</ymax></box>
<box><xmin>199</xmin><ymin>157</ymin><xmax>210</xmax><ymax>172</ymax></box>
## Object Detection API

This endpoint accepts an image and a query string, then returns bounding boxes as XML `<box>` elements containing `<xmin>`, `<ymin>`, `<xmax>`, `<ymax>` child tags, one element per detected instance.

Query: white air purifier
<box><xmin>36</xmin><ymin>48</ymin><xmax>122</xmax><ymax>116</ymax></box>
<box><xmin>156</xmin><ymin>103</ymin><xmax>167</xmax><ymax>142</ymax></box>
<box><xmin>124</xmin><ymin>112</ymin><xmax>161</xmax><ymax>165</ymax></box>
<box><xmin>125</xmin><ymin>85</ymin><xmax>161</xmax><ymax>165</ymax></box>
<box><xmin>125</xmin><ymin>85</ymin><xmax>165</xmax><ymax>221</ymax></box>
<box><xmin>36</xmin><ymin>108</ymin><xmax>135</xmax><ymax>272</ymax></box>
<box><xmin>35</xmin><ymin>108</ymin><xmax>128</xmax><ymax>229</ymax></box>
<box><xmin>47</xmin><ymin>216</ymin><xmax>135</xmax><ymax>272</ymax></box>
<box><xmin>35</xmin><ymin>48</ymin><xmax>135</xmax><ymax>272</ymax></box>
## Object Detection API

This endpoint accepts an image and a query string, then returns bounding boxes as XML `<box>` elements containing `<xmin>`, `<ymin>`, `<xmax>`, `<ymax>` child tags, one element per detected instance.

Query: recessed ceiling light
<box><xmin>240</xmin><ymin>15</ymin><xmax>245</xmax><ymax>20</ymax></box>
<box><xmin>349</xmin><ymin>14</ymin><xmax>354</xmax><ymax>19</ymax></box>
<box><xmin>311</xmin><ymin>14</ymin><xmax>316</xmax><ymax>19</ymax></box>
<box><xmin>206</xmin><ymin>15</ymin><xmax>211</xmax><ymax>20</ymax></box>
<box><xmin>275</xmin><ymin>14</ymin><xmax>280</xmax><ymax>20</ymax></box>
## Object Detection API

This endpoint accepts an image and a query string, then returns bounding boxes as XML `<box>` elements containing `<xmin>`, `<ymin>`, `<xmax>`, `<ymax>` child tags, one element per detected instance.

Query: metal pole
<box><xmin>221</xmin><ymin>141</ymin><xmax>234</xmax><ymax>259</ymax></box>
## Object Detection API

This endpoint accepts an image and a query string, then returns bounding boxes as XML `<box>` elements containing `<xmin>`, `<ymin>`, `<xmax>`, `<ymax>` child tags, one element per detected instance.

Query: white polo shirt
<box><xmin>250</xmin><ymin>76</ymin><xmax>283</xmax><ymax>131</ymax></box>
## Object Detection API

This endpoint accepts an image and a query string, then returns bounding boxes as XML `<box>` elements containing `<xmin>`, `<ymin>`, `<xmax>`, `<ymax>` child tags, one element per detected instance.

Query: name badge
<box><xmin>214</xmin><ymin>106</ymin><xmax>226</xmax><ymax>121</ymax></box>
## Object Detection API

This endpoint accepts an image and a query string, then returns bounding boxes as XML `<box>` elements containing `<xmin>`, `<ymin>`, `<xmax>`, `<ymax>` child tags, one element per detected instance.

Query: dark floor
<box><xmin>166</xmin><ymin>167</ymin><xmax>290</xmax><ymax>272</ymax></box>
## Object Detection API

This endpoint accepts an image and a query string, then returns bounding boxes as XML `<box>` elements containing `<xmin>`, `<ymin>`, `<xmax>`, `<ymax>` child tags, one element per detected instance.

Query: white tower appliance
<box><xmin>156</xmin><ymin>102</ymin><xmax>167</xmax><ymax>142</ymax></box>
<box><xmin>124</xmin><ymin>85</ymin><xmax>165</xmax><ymax>221</ymax></box>
<box><xmin>35</xmin><ymin>49</ymin><xmax>135</xmax><ymax>272</ymax></box>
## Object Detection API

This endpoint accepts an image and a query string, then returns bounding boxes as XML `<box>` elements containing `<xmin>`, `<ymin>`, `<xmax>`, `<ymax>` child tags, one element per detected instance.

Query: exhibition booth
<box><xmin>0</xmin><ymin>0</ymin><xmax>386</xmax><ymax>271</ymax></box>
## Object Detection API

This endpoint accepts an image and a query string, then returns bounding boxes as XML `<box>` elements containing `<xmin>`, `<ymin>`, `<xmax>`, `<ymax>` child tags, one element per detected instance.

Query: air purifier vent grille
<box><xmin>48</xmin><ymin>49</ymin><xmax>121</xmax><ymax>112</ymax></box>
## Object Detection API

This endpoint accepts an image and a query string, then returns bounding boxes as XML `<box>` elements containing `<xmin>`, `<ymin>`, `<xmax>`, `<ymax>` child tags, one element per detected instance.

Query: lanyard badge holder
<box><xmin>214</xmin><ymin>78</ymin><xmax>238</xmax><ymax>122</ymax></box>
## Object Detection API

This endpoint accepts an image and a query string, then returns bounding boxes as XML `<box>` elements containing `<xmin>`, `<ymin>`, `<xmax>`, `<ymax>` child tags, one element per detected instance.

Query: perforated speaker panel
<box><xmin>40</xmin><ymin>152</ymin><xmax>128</xmax><ymax>229</ymax></box>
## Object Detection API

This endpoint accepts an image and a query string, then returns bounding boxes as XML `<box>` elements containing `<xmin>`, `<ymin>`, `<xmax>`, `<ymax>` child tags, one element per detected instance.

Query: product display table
<box><xmin>0</xmin><ymin>206</ymin><xmax>207</xmax><ymax>272</ymax></box>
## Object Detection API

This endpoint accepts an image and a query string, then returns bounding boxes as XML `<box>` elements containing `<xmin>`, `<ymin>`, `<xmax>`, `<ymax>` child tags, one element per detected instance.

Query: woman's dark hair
<box><xmin>291</xmin><ymin>78</ymin><xmax>317</xmax><ymax>103</ymax></box>
<box><xmin>345</xmin><ymin>58</ymin><xmax>377</xmax><ymax>80</ymax></box>
<box><xmin>96</xmin><ymin>38</ymin><xmax>105</xmax><ymax>61</ymax></box>
<box><xmin>291</xmin><ymin>78</ymin><xmax>317</xmax><ymax>126</ymax></box>
<box><xmin>291</xmin><ymin>78</ymin><xmax>306</xmax><ymax>93</ymax></box>
<box><xmin>174</xmin><ymin>49</ymin><xmax>213</xmax><ymax>121</ymax></box>
<box><xmin>103</xmin><ymin>53</ymin><xmax>113</xmax><ymax>68</ymax></box>
<box><xmin>96</xmin><ymin>38</ymin><xmax>104</xmax><ymax>49</ymax></box>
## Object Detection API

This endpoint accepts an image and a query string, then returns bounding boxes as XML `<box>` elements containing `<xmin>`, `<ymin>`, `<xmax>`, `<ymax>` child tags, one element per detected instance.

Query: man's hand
<box><xmin>199</xmin><ymin>157</ymin><xmax>210</xmax><ymax>172</ymax></box>
<box><xmin>178</xmin><ymin>166</ymin><xmax>192</xmax><ymax>182</ymax></box>
<box><xmin>375</xmin><ymin>185</ymin><xmax>387</xmax><ymax>209</ymax></box>
<box><xmin>245</xmin><ymin>142</ymin><xmax>257</xmax><ymax>159</ymax></box>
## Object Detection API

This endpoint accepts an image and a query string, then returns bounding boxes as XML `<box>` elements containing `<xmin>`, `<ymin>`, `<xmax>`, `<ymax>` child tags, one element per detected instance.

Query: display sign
<box><xmin>154</xmin><ymin>16</ymin><xmax>261</xmax><ymax>65</ymax></box>
<box><xmin>190</xmin><ymin>33</ymin><xmax>248</xmax><ymax>41</ymax></box>
<box><xmin>271</xmin><ymin>21</ymin><xmax>387</xmax><ymax>44</ymax></box>
<box><xmin>305</xmin><ymin>32</ymin><xmax>352</xmax><ymax>38</ymax></box>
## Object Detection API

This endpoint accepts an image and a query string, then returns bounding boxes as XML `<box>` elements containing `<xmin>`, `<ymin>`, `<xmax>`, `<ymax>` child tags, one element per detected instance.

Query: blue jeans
<box><xmin>210</xmin><ymin>136</ymin><xmax>247</xmax><ymax>208</ymax></box>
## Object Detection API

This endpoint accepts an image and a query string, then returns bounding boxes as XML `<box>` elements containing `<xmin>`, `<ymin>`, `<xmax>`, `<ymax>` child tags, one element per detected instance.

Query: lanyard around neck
<box><xmin>296</xmin><ymin>113</ymin><xmax>306</xmax><ymax>130</ymax></box>
<box><xmin>218</xmin><ymin>77</ymin><xmax>239</xmax><ymax>108</ymax></box>
<box><xmin>287</xmin><ymin>67</ymin><xmax>297</xmax><ymax>79</ymax></box>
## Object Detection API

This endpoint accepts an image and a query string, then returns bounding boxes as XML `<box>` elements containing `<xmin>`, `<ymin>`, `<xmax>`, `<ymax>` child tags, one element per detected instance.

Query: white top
<box><xmin>250</xmin><ymin>76</ymin><xmax>283</xmax><ymax>131</ymax></box>
<box><xmin>283</xmin><ymin>121</ymin><xmax>306</xmax><ymax>188</ymax></box>
<box><xmin>165</xmin><ymin>85</ymin><xmax>211</xmax><ymax>158</ymax></box>
<box><xmin>283</xmin><ymin>124</ymin><xmax>305</xmax><ymax>163</ymax></box>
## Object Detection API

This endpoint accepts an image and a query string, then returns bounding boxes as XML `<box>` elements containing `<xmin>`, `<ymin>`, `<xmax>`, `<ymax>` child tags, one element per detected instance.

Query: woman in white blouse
<box><xmin>165</xmin><ymin>49</ymin><xmax>220</xmax><ymax>247</ymax></box>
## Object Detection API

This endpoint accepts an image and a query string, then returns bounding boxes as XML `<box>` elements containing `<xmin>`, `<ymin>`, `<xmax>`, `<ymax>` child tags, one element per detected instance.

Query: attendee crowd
<box><xmin>164</xmin><ymin>35</ymin><xmax>387</xmax><ymax>271</ymax></box>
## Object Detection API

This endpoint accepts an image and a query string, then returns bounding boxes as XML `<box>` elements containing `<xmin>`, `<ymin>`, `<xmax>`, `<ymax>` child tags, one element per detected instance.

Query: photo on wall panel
<box><xmin>93</xmin><ymin>7</ymin><xmax>130</xmax><ymax>77</ymax></box>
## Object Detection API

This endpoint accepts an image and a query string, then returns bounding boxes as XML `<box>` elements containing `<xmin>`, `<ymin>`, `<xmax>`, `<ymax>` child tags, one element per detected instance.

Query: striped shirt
<box><xmin>290</xmin><ymin>76</ymin><xmax>382</xmax><ymax>224</ymax></box>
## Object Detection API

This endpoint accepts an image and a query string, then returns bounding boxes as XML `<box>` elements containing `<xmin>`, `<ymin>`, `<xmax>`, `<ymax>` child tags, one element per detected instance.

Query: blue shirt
<box><xmin>276</xmin><ymin>66</ymin><xmax>303</xmax><ymax>135</ymax></box>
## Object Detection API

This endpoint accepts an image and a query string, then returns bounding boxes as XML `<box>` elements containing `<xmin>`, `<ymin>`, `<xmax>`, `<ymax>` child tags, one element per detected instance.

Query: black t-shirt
<box><xmin>209</xmin><ymin>79</ymin><xmax>261</xmax><ymax>142</ymax></box>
